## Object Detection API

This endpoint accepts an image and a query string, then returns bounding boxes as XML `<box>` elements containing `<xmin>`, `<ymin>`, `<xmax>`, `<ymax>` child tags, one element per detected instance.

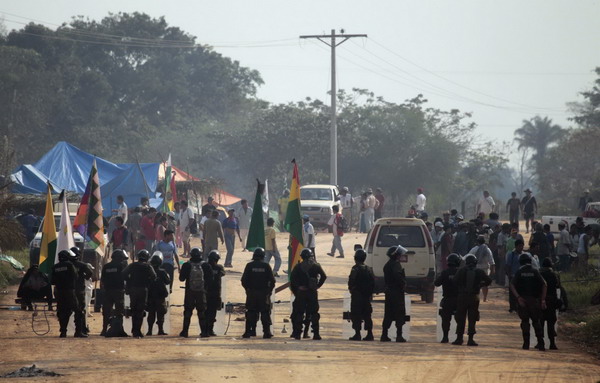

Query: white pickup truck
<box><xmin>541</xmin><ymin>202</ymin><xmax>600</xmax><ymax>233</ymax></box>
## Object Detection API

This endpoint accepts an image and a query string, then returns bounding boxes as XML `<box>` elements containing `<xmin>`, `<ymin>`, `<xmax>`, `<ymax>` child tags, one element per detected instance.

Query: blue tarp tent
<box><xmin>10</xmin><ymin>142</ymin><xmax>160</xmax><ymax>216</ymax></box>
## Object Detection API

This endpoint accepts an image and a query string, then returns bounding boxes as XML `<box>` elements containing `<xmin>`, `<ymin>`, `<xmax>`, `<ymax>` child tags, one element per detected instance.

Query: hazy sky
<box><xmin>2</xmin><ymin>0</ymin><xmax>600</xmax><ymax>147</ymax></box>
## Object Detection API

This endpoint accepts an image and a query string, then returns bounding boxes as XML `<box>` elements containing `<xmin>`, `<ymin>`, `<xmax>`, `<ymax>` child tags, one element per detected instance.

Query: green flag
<box><xmin>245</xmin><ymin>180</ymin><xmax>266</xmax><ymax>251</ymax></box>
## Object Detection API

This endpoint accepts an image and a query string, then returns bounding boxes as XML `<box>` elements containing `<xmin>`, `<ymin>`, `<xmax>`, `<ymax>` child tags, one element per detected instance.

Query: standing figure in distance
<box><xmin>452</xmin><ymin>254</ymin><xmax>492</xmax><ymax>346</ymax></box>
<box><xmin>204</xmin><ymin>250</ymin><xmax>225</xmax><ymax>336</ymax></box>
<box><xmin>434</xmin><ymin>253</ymin><xmax>461</xmax><ymax>343</ymax></box>
<box><xmin>146</xmin><ymin>252</ymin><xmax>170</xmax><ymax>336</ymax></box>
<box><xmin>290</xmin><ymin>248</ymin><xmax>327</xmax><ymax>340</ymax></box>
<box><xmin>241</xmin><ymin>248</ymin><xmax>276</xmax><ymax>339</ymax></box>
<box><xmin>348</xmin><ymin>249</ymin><xmax>375</xmax><ymax>341</ymax></box>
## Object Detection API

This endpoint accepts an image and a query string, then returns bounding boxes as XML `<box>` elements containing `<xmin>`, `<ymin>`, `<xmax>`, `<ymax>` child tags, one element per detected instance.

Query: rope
<box><xmin>31</xmin><ymin>304</ymin><xmax>50</xmax><ymax>336</ymax></box>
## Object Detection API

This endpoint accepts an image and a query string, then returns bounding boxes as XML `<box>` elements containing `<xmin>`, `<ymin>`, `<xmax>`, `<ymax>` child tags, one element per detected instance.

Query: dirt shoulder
<box><xmin>1</xmin><ymin>231</ymin><xmax>599</xmax><ymax>382</ymax></box>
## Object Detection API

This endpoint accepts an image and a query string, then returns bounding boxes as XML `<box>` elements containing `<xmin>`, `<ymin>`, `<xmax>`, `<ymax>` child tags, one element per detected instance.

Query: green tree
<box><xmin>514</xmin><ymin>116</ymin><xmax>564</xmax><ymax>167</ymax></box>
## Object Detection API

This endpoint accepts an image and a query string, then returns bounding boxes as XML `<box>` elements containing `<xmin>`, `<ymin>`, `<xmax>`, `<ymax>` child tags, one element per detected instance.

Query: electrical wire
<box><xmin>31</xmin><ymin>304</ymin><xmax>50</xmax><ymax>336</ymax></box>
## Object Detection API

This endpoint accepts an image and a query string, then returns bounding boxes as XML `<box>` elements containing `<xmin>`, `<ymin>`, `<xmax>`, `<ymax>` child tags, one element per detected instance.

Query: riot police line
<box><xmin>48</xmin><ymin>244</ymin><xmax>561</xmax><ymax>351</ymax></box>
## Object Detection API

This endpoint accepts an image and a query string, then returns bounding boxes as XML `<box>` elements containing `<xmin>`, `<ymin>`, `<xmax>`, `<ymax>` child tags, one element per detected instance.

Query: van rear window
<box><xmin>376</xmin><ymin>226</ymin><xmax>425</xmax><ymax>248</ymax></box>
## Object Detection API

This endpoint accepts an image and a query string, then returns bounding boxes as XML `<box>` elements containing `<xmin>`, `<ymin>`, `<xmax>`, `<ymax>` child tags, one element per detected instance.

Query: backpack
<box><xmin>337</xmin><ymin>214</ymin><xmax>348</xmax><ymax>235</ymax></box>
<box><xmin>188</xmin><ymin>262</ymin><xmax>204</xmax><ymax>292</ymax></box>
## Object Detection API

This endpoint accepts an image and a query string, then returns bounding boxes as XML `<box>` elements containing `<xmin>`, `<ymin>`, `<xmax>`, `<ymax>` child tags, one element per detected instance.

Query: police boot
<box><xmin>312</xmin><ymin>329</ymin><xmax>322</xmax><ymax>340</ymax></box>
<box><xmin>242</xmin><ymin>321</ymin><xmax>254</xmax><ymax>339</ymax></box>
<box><xmin>74</xmin><ymin>329</ymin><xmax>88</xmax><ymax>338</ymax></box>
<box><xmin>467</xmin><ymin>334</ymin><xmax>478</xmax><ymax>346</ymax></box>
<box><xmin>441</xmin><ymin>332</ymin><xmax>449</xmax><ymax>343</ymax></box>
<box><xmin>452</xmin><ymin>335</ymin><xmax>463</xmax><ymax>345</ymax></box>
<box><xmin>179</xmin><ymin>317</ymin><xmax>191</xmax><ymax>338</ymax></box>
<box><xmin>303</xmin><ymin>324</ymin><xmax>310</xmax><ymax>339</ymax></box>
<box><xmin>262</xmin><ymin>325</ymin><xmax>273</xmax><ymax>339</ymax></box>
<box><xmin>363</xmin><ymin>330</ymin><xmax>374</xmax><ymax>341</ymax></box>
<box><xmin>380</xmin><ymin>328</ymin><xmax>391</xmax><ymax>342</ymax></box>
<box><xmin>200</xmin><ymin>324</ymin><xmax>210</xmax><ymax>338</ymax></box>
<box><xmin>157</xmin><ymin>322</ymin><xmax>167</xmax><ymax>336</ymax></box>
<box><xmin>59</xmin><ymin>331</ymin><xmax>67</xmax><ymax>338</ymax></box>
<box><xmin>549</xmin><ymin>336</ymin><xmax>557</xmax><ymax>350</ymax></box>
<box><xmin>100</xmin><ymin>322</ymin><xmax>108</xmax><ymax>337</ymax></box>
<box><xmin>349</xmin><ymin>330</ymin><xmax>362</xmax><ymax>341</ymax></box>
<box><xmin>209</xmin><ymin>323</ymin><xmax>217</xmax><ymax>337</ymax></box>
<box><xmin>146</xmin><ymin>323</ymin><xmax>154</xmax><ymax>336</ymax></box>
<box><xmin>535</xmin><ymin>338</ymin><xmax>545</xmax><ymax>351</ymax></box>
<box><xmin>396</xmin><ymin>330</ymin><xmax>406</xmax><ymax>343</ymax></box>
<box><xmin>522</xmin><ymin>333</ymin><xmax>530</xmax><ymax>350</ymax></box>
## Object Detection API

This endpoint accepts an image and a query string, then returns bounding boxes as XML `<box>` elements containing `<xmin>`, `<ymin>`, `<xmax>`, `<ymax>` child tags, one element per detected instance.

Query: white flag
<box><xmin>55</xmin><ymin>191</ymin><xmax>75</xmax><ymax>262</ymax></box>
<box><xmin>262</xmin><ymin>179</ymin><xmax>269</xmax><ymax>214</ymax></box>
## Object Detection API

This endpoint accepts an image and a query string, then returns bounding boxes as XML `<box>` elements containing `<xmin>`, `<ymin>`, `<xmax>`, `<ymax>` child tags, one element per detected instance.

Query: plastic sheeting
<box><xmin>9</xmin><ymin>165</ymin><xmax>60</xmax><ymax>194</ymax></box>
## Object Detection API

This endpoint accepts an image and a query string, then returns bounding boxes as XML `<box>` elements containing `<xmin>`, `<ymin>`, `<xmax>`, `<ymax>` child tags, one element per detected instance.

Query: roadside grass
<box><xmin>0</xmin><ymin>248</ymin><xmax>29</xmax><ymax>290</ymax></box>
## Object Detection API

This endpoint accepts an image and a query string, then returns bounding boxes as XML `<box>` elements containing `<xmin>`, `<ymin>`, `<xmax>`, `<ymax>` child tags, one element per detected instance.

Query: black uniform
<box><xmin>434</xmin><ymin>266</ymin><xmax>459</xmax><ymax>339</ymax></box>
<box><xmin>72</xmin><ymin>259</ymin><xmax>93</xmax><ymax>335</ymax></box>
<box><xmin>122</xmin><ymin>261</ymin><xmax>156</xmax><ymax>337</ymax></box>
<box><xmin>51</xmin><ymin>260</ymin><xmax>78</xmax><ymax>336</ymax></box>
<box><xmin>100</xmin><ymin>259</ymin><xmax>127</xmax><ymax>334</ymax></box>
<box><xmin>242</xmin><ymin>259</ymin><xmax>276</xmax><ymax>336</ymax></box>
<box><xmin>348</xmin><ymin>264</ymin><xmax>375</xmax><ymax>333</ymax></box>
<box><xmin>290</xmin><ymin>259</ymin><xmax>327</xmax><ymax>338</ymax></box>
<box><xmin>205</xmin><ymin>262</ymin><xmax>225</xmax><ymax>335</ymax></box>
<box><xmin>511</xmin><ymin>264</ymin><xmax>547</xmax><ymax>346</ymax></box>
<box><xmin>382</xmin><ymin>259</ymin><xmax>406</xmax><ymax>337</ymax></box>
<box><xmin>453</xmin><ymin>265</ymin><xmax>492</xmax><ymax>338</ymax></box>
<box><xmin>147</xmin><ymin>265</ymin><xmax>170</xmax><ymax>334</ymax></box>
<box><xmin>179</xmin><ymin>259</ymin><xmax>213</xmax><ymax>336</ymax></box>
<box><xmin>539</xmin><ymin>266</ymin><xmax>561</xmax><ymax>343</ymax></box>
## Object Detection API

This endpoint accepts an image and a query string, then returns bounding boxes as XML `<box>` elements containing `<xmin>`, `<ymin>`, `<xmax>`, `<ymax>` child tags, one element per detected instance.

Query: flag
<box><xmin>86</xmin><ymin>159</ymin><xmax>105</xmax><ymax>257</ymax></box>
<box><xmin>39</xmin><ymin>183</ymin><xmax>57</xmax><ymax>275</ymax></box>
<box><xmin>245</xmin><ymin>179</ymin><xmax>266</xmax><ymax>251</ymax></box>
<box><xmin>73</xmin><ymin>177</ymin><xmax>91</xmax><ymax>236</ymax></box>
<box><xmin>262</xmin><ymin>179</ymin><xmax>269</xmax><ymax>214</ymax></box>
<box><xmin>56</xmin><ymin>190</ymin><xmax>75</xmax><ymax>258</ymax></box>
<box><xmin>163</xmin><ymin>153</ymin><xmax>173</xmax><ymax>212</ymax></box>
<box><xmin>170</xmin><ymin>170</ymin><xmax>177</xmax><ymax>207</ymax></box>
<box><xmin>284</xmin><ymin>160</ymin><xmax>304</xmax><ymax>274</ymax></box>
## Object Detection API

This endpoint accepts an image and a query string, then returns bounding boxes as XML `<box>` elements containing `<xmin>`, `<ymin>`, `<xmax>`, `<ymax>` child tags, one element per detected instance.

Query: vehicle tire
<box><xmin>424</xmin><ymin>291</ymin><xmax>434</xmax><ymax>304</ymax></box>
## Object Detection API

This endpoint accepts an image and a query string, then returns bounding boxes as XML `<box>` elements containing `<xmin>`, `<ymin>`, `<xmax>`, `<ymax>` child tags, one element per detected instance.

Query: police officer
<box><xmin>539</xmin><ymin>258</ymin><xmax>561</xmax><ymax>350</ymax></box>
<box><xmin>348</xmin><ymin>249</ymin><xmax>375</xmax><ymax>341</ymax></box>
<box><xmin>69</xmin><ymin>246</ymin><xmax>93</xmax><ymax>337</ymax></box>
<box><xmin>204</xmin><ymin>250</ymin><xmax>225</xmax><ymax>337</ymax></box>
<box><xmin>453</xmin><ymin>254</ymin><xmax>492</xmax><ymax>346</ymax></box>
<box><xmin>381</xmin><ymin>246</ymin><xmax>407</xmax><ymax>342</ymax></box>
<box><xmin>122</xmin><ymin>249</ymin><xmax>156</xmax><ymax>338</ymax></box>
<box><xmin>510</xmin><ymin>253</ymin><xmax>548</xmax><ymax>351</ymax></box>
<box><xmin>241</xmin><ymin>248</ymin><xmax>276</xmax><ymax>339</ymax></box>
<box><xmin>179</xmin><ymin>247</ymin><xmax>213</xmax><ymax>338</ymax></box>
<box><xmin>100</xmin><ymin>249</ymin><xmax>128</xmax><ymax>336</ymax></box>
<box><xmin>434</xmin><ymin>253</ymin><xmax>461</xmax><ymax>343</ymax></box>
<box><xmin>290</xmin><ymin>248</ymin><xmax>327</xmax><ymax>340</ymax></box>
<box><xmin>51</xmin><ymin>250</ymin><xmax>78</xmax><ymax>338</ymax></box>
<box><xmin>146</xmin><ymin>252</ymin><xmax>170</xmax><ymax>336</ymax></box>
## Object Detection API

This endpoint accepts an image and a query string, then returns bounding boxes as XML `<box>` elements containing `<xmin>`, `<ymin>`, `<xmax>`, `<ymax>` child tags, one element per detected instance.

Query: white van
<box><xmin>363</xmin><ymin>217</ymin><xmax>435</xmax><ymax>303</ymax></box>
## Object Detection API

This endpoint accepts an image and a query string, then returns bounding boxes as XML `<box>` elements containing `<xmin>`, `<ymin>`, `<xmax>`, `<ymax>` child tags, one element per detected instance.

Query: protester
<box><xmin>290</xmin><ymin>248</ymin><xmax>326</xmax><ymax>340</ymax></box>
<box><xmin>140</xmin><ymin>208</ymin><xmax>157</xmax><ymax>253</ymax></box>
<box><xmin>110</xmin><ymin>216</ymin><xmax>129</xmax><ymax>250</ymax></box>
<box><xmin>339</xmin><ymin>187</ymin><xmax>353</xmax><ymax>231</ymax></box>
<box><xmin>140</xmin><ymin>197</ymin><xmax>150</xmax><ymax>212</ymax></box>
<box><xmin>453</xmin><ymin>223</ymin><xmax>470</xmax><ymax>256</ymax></box>
<box><xmin>327</xmin><ymin>205</ymin><xmax>345</xmax><ymax>258</ymax></box>
<box><xmin>506</xmin><ymin>192</ymin><xmax>521</xmax><ymax>226</ymax></box>
<box><xmin>154</xmin><ymin>215</ymin><xmax>167</xmax><ymax>243</ymax></box>
<box><xmin>529</xmin><ymin>223</ymin><xmax>550</xmax><ymax>263</ymax></box>
<box><xmin>439</xmin><ymin>224</ymin><xmax>454</xmax><ymax>272</ymax></box>
<box><xmin>155</xmin><ymin>230</ymin><xmax>180</xmax><ymax>293</ymax></box>
<box><xmin>179</xmin><ymin>200</ymin><xmax>195</xmax><ymax>257</ymax></box>
<box><xmin>205</xmin><ymin>210</ymin><xmax>225</xmax><ymax>261</ymax></box>
<box><xmin>128</xmin><ymin>206</ymin><xmax>142</xmax><ymax>253</ymax></box>
<box><xmin>374</xmin><ymin>188</ymin><xmax>385</xmax><ymax>220</ymax></box>
<box><xmin>556</xmin><ymin>222</ymin><xmax>573</xmax><ymax>271</ymax></box>
<box><xmin>278</xmin><ymin>189</ymin><xmax>290</xmax><ymax>232</ymax></box>
<box><xmin>364</xmin><ymin>188</ymin><xmax>378</xmax><ymax>231</ymax></box>
<box><xmin>303</xmin><ymin>215</ymin><xmax>316</xmax><ymax>259</ymax></box>
<box><xmin>359</xmin><ymin>192</ymin><xmax>368</xmax><ymax>233</ymax></box>
<box><xmin>242</xmin><ymin>248</ymin><xmax>276</xmax><ymax>339</ymax></box>
<box><xmin>222</xmin><ymin>209</ymin><xmax>242</xmax><ymax>267</ymax></box>
<box><xmin>348</xmin><ymin>249</ymin><xmax>375</xmax><ymax>341</ymax></box>
<box><xmin>173</xmin><ymin>202</ymin><xmax>182</xmax><ymax>248</ymax></box>
<box><xmin>416</xmin><ymin>188</ymin><xmax>426</xmax><ymax>214</ymax></box>
<box><xmin>521</xmin><ymin>189</ymin><xmax>538</xmax><ymax>234</ymax></box>
<box><xmin>112</xmin><ymin>195</ymin><xmax>128</xmax><ymax>225</ymax></box>
<box><xmin>237</xmin><ymin>199</ymin><xmax>252</xmax><ymax>250</ymax></box>
<box><xmin>476</xmin><ymin>191</ymin><xmax>495</xmax><ymax>218</ymax></box>
<box><xmin>577</xmin><ymin>225</ymin><xmax>592</xmax><ymax>271</ymax></box>
<box><xmin>264</xmin><ymin>217</ymin><xmax>282</xmax><ymax>277</ymax></box>
<box><xmin>468</xmin><ymin>236</ymin><xmax>495</xmax><ymax>302</ymax></box>
<box><xmin>201</xmin><ymin>196</ymin><xmax>217</xmax><ymax>215</ymax></box>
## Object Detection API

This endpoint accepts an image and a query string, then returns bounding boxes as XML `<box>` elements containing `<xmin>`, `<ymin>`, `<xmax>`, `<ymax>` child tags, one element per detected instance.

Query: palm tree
<box><xmin>514</xmin><ymin>116</ymin><xmax>564</xmax><ymax>165</ymax></box>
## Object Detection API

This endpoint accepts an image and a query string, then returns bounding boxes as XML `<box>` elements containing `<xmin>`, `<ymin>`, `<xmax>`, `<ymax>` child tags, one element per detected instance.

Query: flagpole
<box><xmin>134</xmin><ymin>155</ymin><xmax>151</xmax><ymax>202</ymax></box>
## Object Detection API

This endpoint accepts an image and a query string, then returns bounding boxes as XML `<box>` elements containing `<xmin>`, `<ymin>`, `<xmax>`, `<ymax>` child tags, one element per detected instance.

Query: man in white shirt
<box><xmin>303</xmin><ymin>215</ymin><xmax>316</xmax><ymax>259</ymax></box>
<box><xmin>364</xmin><ymin>188</ymin><xmax>378</xmax><ymax>232</ymax></box>
<box><xmin>416</xmin><ymin>188</ymin><xmax>426</xmax><ymax>212</ymax></box>
<box><xmin>468</xmin><ymin>236</ymin><xmax>495</xmax><ymax>302</ymax></box>
<box><xmin>339</xmin><ymin>187</ymin><xmax>352</xmax><ymax>232</ymax></box>
<box><xmin>477</xmin><ymin>191</ymin><xmax>496</xmax><ymax>218</ymax></box>
<box><xmin>178</xmin><ymin>200</ymin><xmax>195</xmax><ymax>257</ymax></box>
<box><xmin>112</xmin><ymin>195</ymin><xmax>128</xmax><ymax>225</ymax></box>
<box><xmin>236</xmin><ymin>199</ymin><xmax>252</xmax><ymax>251</ymax></box>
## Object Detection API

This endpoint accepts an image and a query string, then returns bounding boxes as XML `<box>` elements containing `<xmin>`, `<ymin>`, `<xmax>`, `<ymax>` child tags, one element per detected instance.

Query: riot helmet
<box><xmin>208</xmin><ymin>250</ymin><xmax>221</xmax><ymax>262</ymax></box>
<box><xmin>464</xmin><ymin>254</ymin><xmax>477</xmax><ymax>267</ymax></box>
<box><xmin>137</xmin><ymin>249</ymin><xmax>150</xmax><ymax>262</ymax></box>
<box><xmin>354</xmin><ymin>249</ymin><xmax>367</xmax><ymax>263</ymax></box>
<box><xmin>447</xmin><ymin>253</ymin><xmax>461</xmax><ymax>267</ymax></box>
<box><xmin>519</xmin><ymin>253</ymin><xmax>532</xmax><ymax>265</ymax></box>
<box><xmin>253</xmin><ymin>247</ymin><xmax>266</xmax><ymax>260</ymax></box>
<box><xmin>190</xmin><ymin>247</ymin><xmax>203</xmax><ymax>260</ymax></box>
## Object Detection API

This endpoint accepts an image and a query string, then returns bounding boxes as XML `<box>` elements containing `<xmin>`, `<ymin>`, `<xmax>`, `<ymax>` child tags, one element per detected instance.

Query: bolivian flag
<box><xmin>284</xmin><ymin>159</ymin><xmax>304</xmax><ymax>274</ymax></box>
<box><xmin>39</xmin><ymin>183</ymin><xmax>57</xmax><ymax>275</ymax></box>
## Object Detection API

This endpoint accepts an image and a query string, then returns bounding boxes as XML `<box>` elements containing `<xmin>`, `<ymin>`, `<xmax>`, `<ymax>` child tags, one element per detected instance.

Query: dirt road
<box><xmin>1</xmin><ymin>231</ymin><xmax>600</xmax><ymax>382</ymax></box>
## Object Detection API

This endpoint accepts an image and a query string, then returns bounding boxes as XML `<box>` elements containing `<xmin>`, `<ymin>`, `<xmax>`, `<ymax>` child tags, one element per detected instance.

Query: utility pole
<box><xmin>300</xmin><ymin>30</ymin><xmax>367</xmax><ymax>186</ymax></box>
